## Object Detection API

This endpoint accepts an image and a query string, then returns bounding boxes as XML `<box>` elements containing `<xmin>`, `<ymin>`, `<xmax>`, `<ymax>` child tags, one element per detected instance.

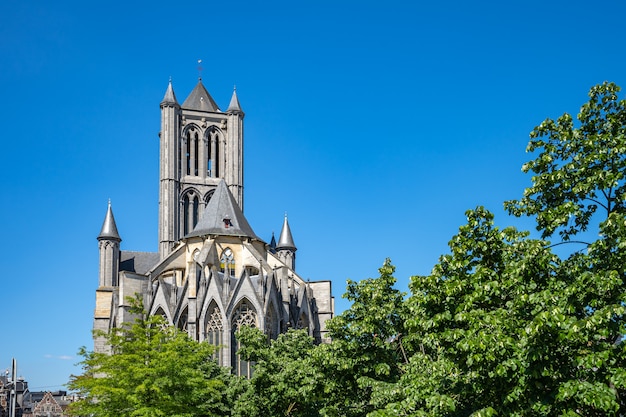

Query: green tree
<box><xmin>505</xmin><ymin>81</ymin><xmax>626</xmax><ymax>241</ymax></box>
<box><xmin>232</xmin><ymin>327</ymin><xmax>322</xmax><ymax>417</ymax></box>
<box><xmin>231</xmin><ymin>260</ymin><xmax>406</xmax><ymax>417</ymax></box>
<box><xmin>67</xmin><ymin>296</ymin><xmax>231</xmax><ymax>417</ymax></box>
<box><xmin>370</xmin><ymin>83</ymin><xmax>626</xmax><ymax>416</ymax></box>
<box><xmin>318</xmin><ymin>259</ymin><xmax>407</xmax><ymax>417</ymax></box>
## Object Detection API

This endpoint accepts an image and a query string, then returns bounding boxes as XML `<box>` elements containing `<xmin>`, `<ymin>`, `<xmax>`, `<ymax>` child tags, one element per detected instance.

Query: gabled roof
<box><xmin>186</xmin><ymin>180</ymin><xmax>258</xmax><ymax>239</ymax></box>
<box><xmin>181</xmin><ymin>80</ymin><xmax>220</xmax><ymax>112</ymax></box>
<box><xmin>277</xmin><ymin>214</ymin><xmax>296</xmax><ymax>250</ymax></box>
<box><xmin>98</xmin><ymin>201</ymin><xmax>121</xmax><ymax>241</ymax></box>
<box><xmin>32</xmin><ymin>391</ymin><xmax>64</xmax><ymax>415</ymax></box>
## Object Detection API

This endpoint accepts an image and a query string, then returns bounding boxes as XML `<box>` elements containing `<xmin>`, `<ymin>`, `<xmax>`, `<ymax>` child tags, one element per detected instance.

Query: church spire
<box><xmin>98</xmin><ymin>200</ymin><xmax>121</xmax><ymax>242</ymax></box>
<box><xmin>277</xmin><ymin>214</ymin><xmax>296</xmax><ymax>251</ymax></box>
<box><xmin>227</xmin><ymin>86</ymin><xmax>243</xmax><ymax>114</ymax></box>
<box><xmin>160</xmin><ymin>78</ymin><xmax>178</xmax><ymax>106</ymax></box>
<box><xmin>276</xmin><ymin>214</ymin><xmax>297</xmax><ymax>270</ymax></box>
<box><xmin>269</xmin><ymin>232</ymin><xmax>277</xmax><ymax>254</ymax></box>
<box><xmin>97</xmin><ymin>200</ymin><xmax>121</xmax><ymax>288</ymax></box>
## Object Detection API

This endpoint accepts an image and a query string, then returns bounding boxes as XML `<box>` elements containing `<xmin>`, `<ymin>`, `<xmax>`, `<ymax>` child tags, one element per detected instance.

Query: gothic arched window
<box><xmin>205</xmin><ymin>302</ymin><xmax>224</xmax><ymax>365</ymax></box>
<box><xmin>231</xmin><ymin>299</ymin><xmax>257</xmax><ymax>378</ymax></box>
<box><xmin>183</xmin><ymin>191</ymin><xmax>200</xmax><ymax>236</ymax></box>
<box><xmin>205</xmin><ymin>189</ymin><xmax>215</xmax><ymax>205</ymax></box>
<box><xmin>220</xmin><ymin>248</ymin><xmax>235</xmax><ymax>277</ymax></box>
<box><xmin>296</xmin><ymin>313</ymin><xmax>309</xmax><ymax>332</ymax></box>
<box><xmin>183</xmin><ymin>194</ymin><xmax>190</xmax><ymax>235</ymax></box>
<box><xmin>152</xmin><ymin>306</ymin><xmax>170</xmax><ymax>331</ymax></box>
<box><xmin>206</xmin><ymin>128</ymin><xmax>213</xmax><ymax>177</ymax></box>
<box><xmin>192</xmin><ymin>195</ymin><xmax>199</xmax><ymax>228</ymax></box>
<box><xmin>193</xmin><ymin>131</ymin><xmax>199</xmax><ymax>176</ymax></box>
<box><xmin>207</xmin><ymin>127</ymin><xmax>220</xmax><ymax>178</ymax></box>
<box><xmin>185</xmin><ymin>130</ymin><xmax>192</xmax><ymax>175</ymax></box>
<box><xmin>266</xmin><ymin>304</ymin><xmax>279</xmax><ymax>341</ymax></box>
<box><xmin>177</xmin><ymin>306</ymin><xmax>189</xmax><ymax>333</ymax></box>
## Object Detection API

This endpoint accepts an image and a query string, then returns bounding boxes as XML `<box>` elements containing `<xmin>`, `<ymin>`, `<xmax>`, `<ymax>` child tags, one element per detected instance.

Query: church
<box><xmin>93</xmin><ymin>78</ymin><xmax>334</xmax><ymax>376</ymax></box>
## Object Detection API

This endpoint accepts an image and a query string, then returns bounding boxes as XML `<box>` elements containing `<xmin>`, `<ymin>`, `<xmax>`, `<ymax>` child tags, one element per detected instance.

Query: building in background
<box><xmin>0</xmin><ymin>372</ymin><xmax>76</xmax><ymax>417</ymax></box>
<box><xmin>93</xmin><ymin>79</ymin><xmax>334</xmax><ymax>375</ymax></box>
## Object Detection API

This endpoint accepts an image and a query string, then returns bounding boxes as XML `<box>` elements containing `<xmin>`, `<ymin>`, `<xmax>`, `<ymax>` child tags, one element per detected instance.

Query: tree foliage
<box><xmin>67</xmin><ymin>296</ymin><xmax>231</xmax><ymax>417</ymax></box>
<box><xmin>228</xmin><ymin>260</ymin><xmax>406</xmax><ymax>417</ymax></box>
<box><xmin>232</xmin><ymin>327</ymin><xmax>322</xmax><ymax>417</ymax></box>
<box><xmin>505</xmin><ymin>81</ymin><xmax>626</xmax><ymax>240</ymax></box>
<box><xmin>370</xmin><ymin>82</ymin><xmax>626</xmax><ymax>416</ymax></box>
<box><xmin>319</xmin><ymin>259</ymin><xmax>407</xmax><ymax>417</ymax></box>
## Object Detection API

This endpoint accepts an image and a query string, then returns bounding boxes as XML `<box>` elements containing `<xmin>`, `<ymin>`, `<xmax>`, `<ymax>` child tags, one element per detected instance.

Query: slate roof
<box><xmin>269</xmin><ymin>232</ymin><xmax>277</xmax><ymax>253</ymax></box>
<box><xmin>98</xmin><ymin>201</ymin><xmax>121</xmax><ymax>241</ymax></box>
<box><xmin>226</xmin><ymin>87</ymin><xmax>243</xmax><ymax>114</ymax></box>
<box><xmin>181</xmin><ymin>80</ymin><xmax>220</xmax><ymax>112</ymax></box>
<box><xmin>186</xmin><ymin>180</ymin><xmax>259</xmax><ymax>239</ymax></box>
<box><xmin>120</xmin><ymin>251</ymin><xmax>160</xmax><ymax>275</ymax></box>
<box><xmin>160</xmin><ymin>80</ymin><xmax>178</xmax><ymax>106</ymax></box>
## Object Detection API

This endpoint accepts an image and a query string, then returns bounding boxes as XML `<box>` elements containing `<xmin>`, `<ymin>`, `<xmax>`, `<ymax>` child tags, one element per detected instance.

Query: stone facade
<box><xmin>93</xmin><ymin>79</ymin><xmax>334</xmax><ymax>375</ymax></box>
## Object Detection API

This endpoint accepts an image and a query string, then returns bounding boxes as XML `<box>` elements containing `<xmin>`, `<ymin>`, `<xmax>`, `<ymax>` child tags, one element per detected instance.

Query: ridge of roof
<box><xmin>276</xmin><ymin>214</ymin><xmax>296</xmax><ymax>250</ymax></box>
<box><xmin>98</xmin><ymin>200</ymin><xmax>121</xmax><ymax>241</ymax></box>
<box><xmin>181</xmin><ymin>79</ymin><xmax>220</xmax><ymax>112</ymax></box>
<box><xmin>160</xmin><ymin>79</ymin><xmax>178</xmax><ymax>106</ymax></box>
<box><xmin>186</xmin><ymin>180</ymin><xmax>258</xmax><ymax>239</ymax></box>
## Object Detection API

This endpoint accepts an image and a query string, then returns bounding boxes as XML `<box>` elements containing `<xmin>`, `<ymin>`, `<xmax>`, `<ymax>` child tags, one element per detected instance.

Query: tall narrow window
<box><xmin>178</xmin><ymin>137</ymin><xmax>182</xmax><ymax>177</ymax></box>
<box><xmin>192</xmin><ymin>196</ymin><xmax>199</xmax><ymax>228</ymax></box>
<box><xmin>232</xmin><ymin>300</ymin><xmax>257</xmax><ymax>378</ymax></box>
<box><xmin>213</xmin><ymin>131</ymin><xmax>220</xmax><ymax>178</ymax></box>
<box><xmin>266</xmin><ymin>305</ymin><xmax>279</xmax><ymax>341</ymax></box>
<box><xmin>186</xmin><ymin>131</ymin><xmax>191</xmax><ymax>175</ymax></box>
<box><xmin>183</xmin><ymin>195</ymin><xmax>190</xmax><ymax>235</ymax></box>
<box><xmin>177</xmin><ymin>307</ymin><xmax>189</xmax><ymax>332</ymax></box>
<box><xmin>207</xmin><ymin>130</ymin><xmax>212</xmax><ymax>177</ymax></box>
<box><xmin>208</xmin><ymin>128</ymin><xmax>220</xmax><ymax>178</ymax></box>
<box><xmin>193</xmin><ymin>131</ymin><xmax>199</xmax><ymax>176</ymax></box>
<box><xmin>205</xmin><ymin>303</ymin><xmax>223</xmax><ymax>365</ymax></box>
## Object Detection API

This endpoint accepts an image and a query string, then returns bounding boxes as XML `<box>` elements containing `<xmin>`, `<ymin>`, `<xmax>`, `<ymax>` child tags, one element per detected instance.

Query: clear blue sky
<box><xmin>1</xmin><ymin>0</ymin><xmax>625</xmax><ymax>390</ymax></box>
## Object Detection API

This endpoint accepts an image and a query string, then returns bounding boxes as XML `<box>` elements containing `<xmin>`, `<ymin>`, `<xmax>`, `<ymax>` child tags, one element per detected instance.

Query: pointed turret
<box><xmin>187</xmin><ymin>180</ymin><xmax>258</xmax><ymax>239</ymax></box>
<box><xmin>277</xmin><ymin>214</ymin><xmax>296</xmax><ymax>251</ymax></box>
<box><xmin>276</xmin><ymin>214</ymin><xmax>297</xmax><ymax>270</ymax></box>
<box><xmin>182</xmin><ymin>79</ymin><xmax>220</xmax><ymax>112</ymax></box>
<box><xmin>160</xmin><ymin>79</ymin><xmax>179</xmax><ymax>106</ymax></box>
<box><xmin>159</xmin><ymin>78</ymin><xmax>181</xmax><ymax>256</ymax></box>
<box><xmin>269</xmin><ymin>232</ymin><xmax>277</xmax><ymax>254</ymax></box>
<box><xmin>226</xmin><ymin>86</ymin><xmax>243</xmax><ymax>115</ymax></box>
<box><xmin>98</xmin><ymin>201</ymin><xmax>121</xmax><ymax>288</ymax></box>
<box><xmin>98</xmin><ymin>200</ymin><xmax>121</xmax><ymax>242</ymax></box>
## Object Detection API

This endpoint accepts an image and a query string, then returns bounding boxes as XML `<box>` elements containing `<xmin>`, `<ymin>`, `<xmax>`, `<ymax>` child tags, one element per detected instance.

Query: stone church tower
<box><xmin>93</xmin><ymin>79</ymin><xmax>334</xmax><ymax>374</ymax></box>
<box><xmin>159</xmin><ymin>79</ymin><xmax>244</xmax><ymax>257</ymax></box>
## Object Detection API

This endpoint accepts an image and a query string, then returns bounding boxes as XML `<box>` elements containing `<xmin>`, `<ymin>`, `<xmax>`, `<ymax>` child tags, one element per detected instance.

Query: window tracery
<box><xmin>220</xmin><ymin>248</ymin><xmax>235</xmax><ymax>277</ymax></box>
<box><xmin>232</xmin><ymin>300</ymin><xmax>257</xmax><ymax>377</ymax></box>
<box><xmin>205</xmin><ymin>303</ymin><xmax>223</xmax><ymax>365</ymax></box>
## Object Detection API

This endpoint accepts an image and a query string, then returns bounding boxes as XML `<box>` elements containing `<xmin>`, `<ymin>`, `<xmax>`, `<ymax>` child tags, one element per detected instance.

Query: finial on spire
<box><xmin>169</xmin><ymin>76</ymin><xmax>172</xmax><ymax>83</ymax></box>
<box><xmin>197</xmin><ymin>59</ymin><xmax>203</xmax><ymax>80</ymax></box>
